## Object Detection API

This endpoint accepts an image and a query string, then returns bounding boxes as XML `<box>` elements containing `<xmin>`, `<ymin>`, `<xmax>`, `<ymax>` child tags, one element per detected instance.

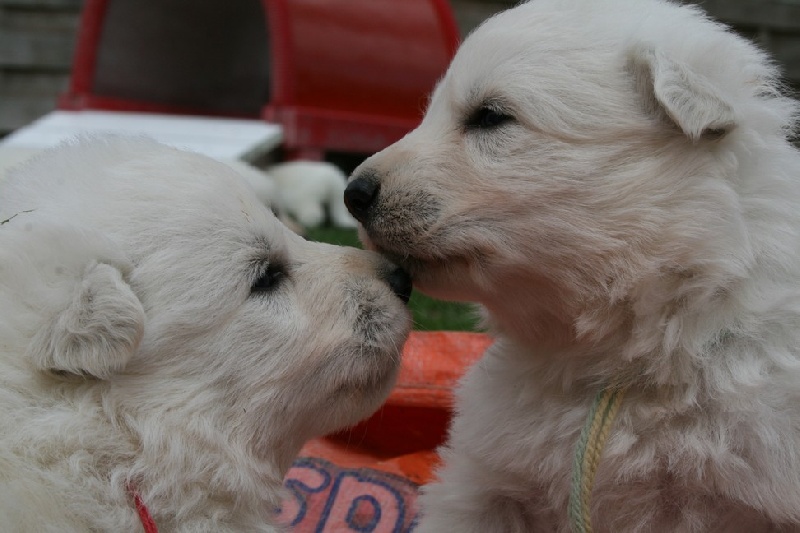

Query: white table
<box><xmin>0</xmin><ymin>110</ymin><xmax>283</xmax><ymax>178</ymax></box>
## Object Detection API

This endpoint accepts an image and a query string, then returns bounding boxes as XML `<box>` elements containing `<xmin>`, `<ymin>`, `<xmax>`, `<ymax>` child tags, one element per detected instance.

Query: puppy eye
<box><xmin>466</xmin><ymin>106</ymin><xmax>515</xmax><ymax>130</ymax></box>
<box><xmin>251</xmin><ymin>263</ymin><xmax>285</xmax><ymax>293</ymax></box>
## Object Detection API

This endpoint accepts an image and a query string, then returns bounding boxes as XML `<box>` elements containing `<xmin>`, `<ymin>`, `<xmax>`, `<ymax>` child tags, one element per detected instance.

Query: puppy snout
<box><xmin>385</xmin><ymin>266</ymin><xmax>413</xmax><ymax>304</ymax></box>
<box><xmin>344</xmin><ymin>173</ymin><xmax>380</xmax><ymax>223</ymax></box>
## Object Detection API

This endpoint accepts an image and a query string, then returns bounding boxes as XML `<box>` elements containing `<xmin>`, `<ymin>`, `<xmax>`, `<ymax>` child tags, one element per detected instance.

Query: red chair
<box><xmin>261</xmin><ymin>0</ymin><xmax>460</xmax><ymax>160</ymax></box>
<box><xmin>59</xmin><ymin>0</ymin><xmax>459</xmax><ymax>160</ymax></box>
<box><xmin>59</xmin><ymin>0</ymin><xmax>272</xmax><ymax>118</ymax></box>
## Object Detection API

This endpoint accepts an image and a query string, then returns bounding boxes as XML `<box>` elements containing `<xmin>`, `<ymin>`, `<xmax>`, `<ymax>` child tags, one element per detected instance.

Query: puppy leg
<box><xmin>28</xmin><ymin>261</ymin><xmax>145</xmax><ymax>379</ymax></box>
<box><xmin>293</xmin><ymin>201</ymin><xmax>326</xmax><ymax>228</ymax></box>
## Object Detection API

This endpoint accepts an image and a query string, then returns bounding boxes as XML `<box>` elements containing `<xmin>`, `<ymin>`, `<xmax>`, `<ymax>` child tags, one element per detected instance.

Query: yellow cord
<box><xmin>568</xmin><ymin>384</ymin><xmax>628</xmax><ymax>533</ymax></box>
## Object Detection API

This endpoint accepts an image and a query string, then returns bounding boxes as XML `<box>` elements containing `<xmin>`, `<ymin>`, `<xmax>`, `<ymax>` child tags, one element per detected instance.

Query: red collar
<box><xmin>130</xmin><ymin>488</ymin><xmax>158</xmax><ymax>533</ymax></box>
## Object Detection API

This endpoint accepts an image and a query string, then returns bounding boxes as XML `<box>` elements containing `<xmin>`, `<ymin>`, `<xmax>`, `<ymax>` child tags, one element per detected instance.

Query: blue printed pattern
<box><xmin>278</xmin><ymin>457</ymin><xmax>420</xmax><ymax>532</ymax></box>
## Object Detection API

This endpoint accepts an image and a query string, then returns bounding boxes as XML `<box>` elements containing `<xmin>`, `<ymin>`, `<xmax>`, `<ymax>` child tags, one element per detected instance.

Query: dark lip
<box><xmin>373</xmin><ymin>245</ymin><xmax>423</xmax><ymax>276</ymax></box>
<box><xmin>363</xmin><ymin>229</ymin><xmax>459</xmax><ymax>282</ymax></box>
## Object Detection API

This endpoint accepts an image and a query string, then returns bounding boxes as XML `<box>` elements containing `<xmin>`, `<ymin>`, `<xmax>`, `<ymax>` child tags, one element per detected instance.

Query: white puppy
<box><xmin>268</xmin><ymin>161</ymin><xmax>359</xmax><ymax>229</ymax></box>
<box><xmin>344</xmin><ymin>0</ymin><xmax>800</xmax><ymax>531</ymax></box>
<box><xmin>0</xmin><ymin>137</ymin><xmax>412</xmax><ymax>532</ymax></box>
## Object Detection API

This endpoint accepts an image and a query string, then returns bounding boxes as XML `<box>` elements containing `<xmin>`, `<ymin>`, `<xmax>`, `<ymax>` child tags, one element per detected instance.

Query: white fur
<box><xmin>349</xmin><ymin>0</ymin><xmax>800</xmax><ymax>531</ymax></box>
<box><xmin>0</xmin><ymin>136</ymin><xmax>410</xmax><ymax>532</ymax></box>
<box><xmin>221</xmin><ymin>158</ymin><xmax>280</xmax><ymax>212</ymax></box>
<box><xmin>267</xmin><ymin>161</ymin><xmax>359</xmax><ymax>229</ymax></box>
<box><xmin>0</xmin><ymin>146</ymin><xmax>41</xmax><ymax>182</ymax></box>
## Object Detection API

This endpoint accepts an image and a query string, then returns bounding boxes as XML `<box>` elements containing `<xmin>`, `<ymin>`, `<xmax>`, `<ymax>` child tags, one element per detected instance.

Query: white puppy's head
<box><xmin>0</xmin><ymin>137</ymin><xmax>411</xmax><ymax>462</ymax></box>
<box><xmin>345</xmin><ymin>0</ymin><xmax>798</xmax><ymax>344</ymax></box>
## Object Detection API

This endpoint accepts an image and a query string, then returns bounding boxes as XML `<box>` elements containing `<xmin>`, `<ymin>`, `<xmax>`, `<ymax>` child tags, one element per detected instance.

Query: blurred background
<box><xmin>1</xmin><ymin>0</ymin><xmax>798</xmax><ymax>332</ymax></box>
<box><xmin>2</xmin><ymin>0</ymin><xmax>798</xmax><ymax>139</ymax></box>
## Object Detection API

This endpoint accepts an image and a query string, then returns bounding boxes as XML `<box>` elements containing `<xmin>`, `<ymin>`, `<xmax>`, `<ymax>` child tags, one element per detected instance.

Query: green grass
<box><xmin>305</xmin><ymin>226</ymin><xmax>363</xmax><ymax>248</ymax></box>
<box><xmin>306</xmin><ymin>226</ymin><xmax>479</xmax><ymax>332</ymax></box>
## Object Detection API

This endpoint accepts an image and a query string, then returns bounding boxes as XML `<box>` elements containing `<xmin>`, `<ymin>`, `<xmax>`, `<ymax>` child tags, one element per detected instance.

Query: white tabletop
<box><xmin>0</xmin><ymin>110</ymin><xmax>283</xmax><ymax>163</ymax></box>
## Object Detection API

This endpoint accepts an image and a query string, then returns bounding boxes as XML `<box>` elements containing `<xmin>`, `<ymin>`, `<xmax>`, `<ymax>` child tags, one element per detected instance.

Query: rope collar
<box><xmin>568</xmin><ymin>383</ymin><xmax>628</xmax><ymax>533</ymax></box>
<box><xmin>129</xmin><ymin>486</ymin><xmax>158</xmax><ymax>533</ymax></box>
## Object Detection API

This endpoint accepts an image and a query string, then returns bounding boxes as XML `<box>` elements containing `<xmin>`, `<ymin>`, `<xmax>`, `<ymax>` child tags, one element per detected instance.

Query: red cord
<box><xmin>131</xmin><ymin>488</ymin><xmax>158</xmax><ymax>533</ymax></box>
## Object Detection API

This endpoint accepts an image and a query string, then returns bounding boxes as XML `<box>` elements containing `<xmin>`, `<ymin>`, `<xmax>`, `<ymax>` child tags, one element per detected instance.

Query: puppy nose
<box><xmin>385</xmin><ymin>266</ymin><xmax>412</xmax><ymax>304</ymax></box>
<box><xmin>344</xmin><ymin>175</ymin><xmax>379</xmax><ymax>223</ymax></box>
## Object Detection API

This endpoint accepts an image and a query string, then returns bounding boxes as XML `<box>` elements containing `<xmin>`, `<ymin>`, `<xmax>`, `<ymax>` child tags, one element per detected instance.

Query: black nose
<box><xmin>344</xmin><ymin>176</ymin><xmax>379</xmax><ymax>223</ymax></box>
<box><xmin>385</xmin><ymin>266</ymin><xmax>412</xmax><ymax>304</ymax></box>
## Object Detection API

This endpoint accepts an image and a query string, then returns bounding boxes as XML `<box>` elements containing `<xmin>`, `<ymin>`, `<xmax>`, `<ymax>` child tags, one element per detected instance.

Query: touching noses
<box><xmin>344</xmin><ymin>173</ymin><xmax>379</xmax><ymax>224</ymax></box>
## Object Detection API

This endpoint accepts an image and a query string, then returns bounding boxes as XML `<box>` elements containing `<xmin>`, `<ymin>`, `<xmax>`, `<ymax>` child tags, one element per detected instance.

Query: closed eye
<box><xmin>251</xmin><ymin>262</ymin><xmax>285</xmax><ymax>294</ymax></box>
<box><xmin>465</xmin><ymin>105</ymin><xmax>515</xmax><ymax>130</ymax></box>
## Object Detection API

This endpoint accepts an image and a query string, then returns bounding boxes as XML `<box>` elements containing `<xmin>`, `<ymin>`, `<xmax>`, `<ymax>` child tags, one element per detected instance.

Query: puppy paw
<box><xmin>28</xmin><ymin>261</ymin><xmax>145</xmax><ymax>379</ymax></box>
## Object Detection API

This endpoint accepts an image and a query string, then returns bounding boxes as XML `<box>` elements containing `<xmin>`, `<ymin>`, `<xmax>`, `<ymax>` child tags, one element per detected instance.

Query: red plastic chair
<box><xmin>59</xmin><ymin>0</ymin><xmax>272</xmax><ymax>118</ymax></box>
<box><xmin>59</xmin><ymin>0</ymin><xmax>459</xmax><ymax>160</ymax></box>
<box><xmin>261</xmin><ymin>0</ymin><xmax>460</xmax><ymax>159</ymax></box>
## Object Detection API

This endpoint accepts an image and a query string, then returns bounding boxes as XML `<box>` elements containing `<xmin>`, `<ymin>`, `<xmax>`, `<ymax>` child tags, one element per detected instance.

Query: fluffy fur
<box><xmin>221</xmin><ymin>158</ymin><xmax>281</xmax><ymax>214</ymax></box>
<box><xmin>346</xmin><ymin>0</ymin><xmax>800</xmax><ymax>531</ymax></box>
<box><xmin>0</xmin><ymin>137</ymin><xmax>411</xmax><ymax>532</ymax></box>
<box><xmin>220</xmin><ymin>158</ymin><xmax>306</xmax><ymax>235</ymax></box>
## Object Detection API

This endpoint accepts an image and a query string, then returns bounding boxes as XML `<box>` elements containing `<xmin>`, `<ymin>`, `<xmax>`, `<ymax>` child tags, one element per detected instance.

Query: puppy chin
<box><xmin>413</xmin><ymin>268</ymin><xmax>480</xmax><ymax>303</ymax></box>
<box><xmin>395</xmin><ymin>254</ymin><xmax>480</xmax><ymax>303</ymax></box>
<box><xmin>360</xmin><ymin>221</ymin><xmax>484</xmax><ymax>303</ymax></box>
<box><xmin>313</xmin><ymin>363</ymin><xmax>401</xmax><ymax>435</ymax></box>
<box><xmin>359</xmin><ymin>228</ymin><xmax>419</xmax><ymax>279</ymax></box>
<box><xmin>349</xmin><ymin>365</ymin><xmax>400</xmax><ymax>413</ymax></box>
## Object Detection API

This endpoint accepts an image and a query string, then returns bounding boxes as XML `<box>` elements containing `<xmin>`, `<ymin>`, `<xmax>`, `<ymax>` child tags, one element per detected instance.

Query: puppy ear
<box><xmin>28</xmin><ymin>260</ymin><xmax>145</xmax><ymax>380</ymax></box>
<box><xmin>628</xmin><ymin>45</ymin><xmax>736</xmax><ymax>141</ymax></box>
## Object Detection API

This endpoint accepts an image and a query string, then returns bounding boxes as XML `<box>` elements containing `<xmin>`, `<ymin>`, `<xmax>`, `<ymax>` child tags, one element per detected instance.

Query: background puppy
<box><xmin>233</xmin><ymin>159</ymin><xmax>358</xmax><ymax>232</ymax></box>
<box><xmin>345</xmin><ymin>0</ymin><xmax>800</xmax><ymax>531</ymax></box>
<box><xmin>0</xmin><ymin>137</ymin><xmax>411</xmax><ymax>532</ymax></box>
<box><xmin>267</xmin><ymin>161</ymin><xmax>359</xmax><ymax>230</ymax></box>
